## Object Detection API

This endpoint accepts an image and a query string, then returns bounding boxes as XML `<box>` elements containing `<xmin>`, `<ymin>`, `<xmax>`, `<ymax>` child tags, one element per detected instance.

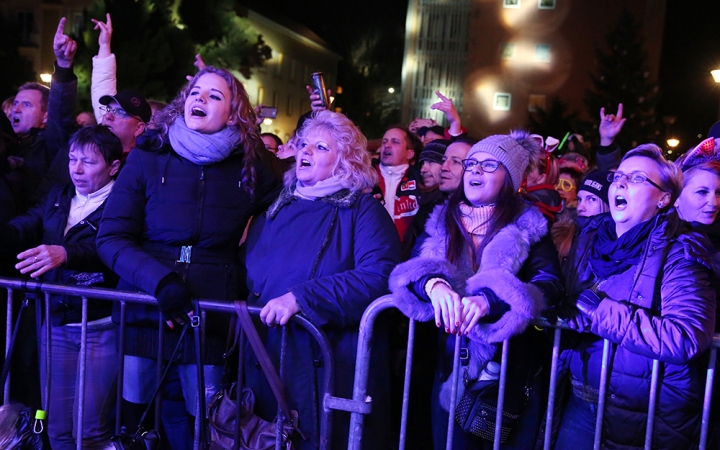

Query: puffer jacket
<box><xmin>561</xmin><ymin>210</ymin><xmax>716</xmax><ymax>449</ymax></box>
<box><xmin>97</xmin><ymin>130</ymin><xmax>281</xmax><ymax>363</ymax></box>
<box><xmin>0</xmin><ymin>183</ymin><xmax>117</xmax><ymax>325</ymax></box>
<box><xmin>390</xmin><ymin>203</ymin><xmax>563</xmax><ymax>408</ymax></box>
<box><xmin>243</xmin><ymin>185</ymin><xmax>400</xmax><ymax>449</ymax></box>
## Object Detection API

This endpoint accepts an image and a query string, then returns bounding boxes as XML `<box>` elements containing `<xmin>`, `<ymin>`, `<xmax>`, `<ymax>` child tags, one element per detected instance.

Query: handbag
<box><xmin>206</xmin><ymin>301</ymin><xmax>299</xmax><ymax>450</ymax></box>
<box><xmin>112</xmin><ymin>322</ymin><xmax>193</xmax><ymax>450</ymax></box>
<box><xmin>453</xmin><ymin>338</ymin><xmax>530</xmax><ymax>444</ymax></box>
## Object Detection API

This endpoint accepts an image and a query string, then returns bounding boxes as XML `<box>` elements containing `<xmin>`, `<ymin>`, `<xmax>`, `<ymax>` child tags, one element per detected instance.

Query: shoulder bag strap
<box><xmin>233</xmin><ymin>300</ymin><xmax>293</xmax><ymax>421</ymax></box>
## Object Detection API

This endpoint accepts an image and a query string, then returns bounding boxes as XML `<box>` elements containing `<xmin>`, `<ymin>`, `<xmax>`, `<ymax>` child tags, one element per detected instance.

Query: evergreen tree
<box><xmin>0</xmin><ymin>11</ymin><xmax>36</xmax><ymax>102</ymax></box>
<box><xmin>527</xmin><ymin>97</ymin><xmax>584</xmax><ymax>142</ymax></box>
<box><xmin>584</xmin><ymin>10</ymin><xmax>659</xmax><ymax>149</ymax></box>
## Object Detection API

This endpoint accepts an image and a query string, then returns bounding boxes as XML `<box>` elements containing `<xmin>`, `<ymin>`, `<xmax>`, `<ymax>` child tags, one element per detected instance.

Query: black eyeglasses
<box><xmin>608</xmin><ymin>171</ymin><xmax>666</xmax><ymax>192</ymax></box>
<box><xmin>99</xmin><ymin>105</ymin><xmax>138</xmax><ymax>120</ymax></box>
<box><xmin>461</xmin><ymin>159</ymin><xmax>502</xmax><ymax>173</ymax></box>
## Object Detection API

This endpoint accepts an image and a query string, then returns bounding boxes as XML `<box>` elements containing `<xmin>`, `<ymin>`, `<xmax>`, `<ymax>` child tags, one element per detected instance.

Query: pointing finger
<box><xmin>616</xmin><ymin>103</ymin><xmax>624</xmax><ymax>119</ymax></box>
<box><xmin>55</xmin><ymin>17</ymin><xmax>67</xmax><ymax>38</ymax></box>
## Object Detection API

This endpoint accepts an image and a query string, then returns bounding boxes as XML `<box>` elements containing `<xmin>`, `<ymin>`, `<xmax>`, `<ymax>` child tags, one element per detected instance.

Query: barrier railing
<box><xmin>347</xmin><ymin>295</ymin><xmax>720</xmax><ymax>450</ymax></box>
<box><xmin>0</xmin><ymin>277</ymin><xmax>339</xmax><ymax>450</ymax></box>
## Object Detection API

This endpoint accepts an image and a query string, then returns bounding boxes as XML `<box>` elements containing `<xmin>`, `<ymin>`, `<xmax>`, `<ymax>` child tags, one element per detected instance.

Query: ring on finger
<box><xmin>33</xmin><ymin>256</ymin><xmax>38</xmax><ymax>262</ymax></box>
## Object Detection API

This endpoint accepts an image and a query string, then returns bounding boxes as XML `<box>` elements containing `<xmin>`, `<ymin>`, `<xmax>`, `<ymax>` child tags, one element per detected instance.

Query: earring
<box><xmin>657</xmin><ymin>202</ymin><xmax>663</xmax><ymax>208</ymax></box>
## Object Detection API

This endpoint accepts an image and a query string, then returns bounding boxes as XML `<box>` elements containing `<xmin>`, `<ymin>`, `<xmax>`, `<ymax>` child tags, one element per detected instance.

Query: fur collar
<box><xmin>266</xmin><ymin>183</ymin><xmax>359</xmax><ymax>219</ymax></box>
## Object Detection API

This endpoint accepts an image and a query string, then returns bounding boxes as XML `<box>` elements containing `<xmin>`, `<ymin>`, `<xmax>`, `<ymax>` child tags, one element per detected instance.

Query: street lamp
<box><xmin>713</xmin><ymin>70</ymin><xmax>720</xmax><ymax>120</ymax></box>
<box><xmin>667</xmin><ymin>138</ymin><xmax>679</xmax><ymax>148</ymax></box>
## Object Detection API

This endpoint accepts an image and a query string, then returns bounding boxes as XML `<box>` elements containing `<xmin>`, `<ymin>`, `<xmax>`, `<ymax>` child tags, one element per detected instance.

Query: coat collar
<box><xmin>266</xmin><ymin>182</ymin><xmax>359</xmax><ymax>219</ymax></box>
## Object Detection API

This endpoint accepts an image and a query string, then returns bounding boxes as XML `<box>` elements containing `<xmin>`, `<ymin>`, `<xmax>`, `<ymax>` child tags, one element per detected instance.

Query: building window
<box><xmin>503</xmin><ymin>0</ymin><xmax>521</xmax><ymax>8</ymax></box>
<box><xmin>273</xmin><ymin>52</ymin><xmax>283</xmax><ymax>78</ymax></box>
<box><xmin>286</xmin><ymin>95</ymin><xmax>293</xmax><ymax>116</ymax></box>
<box><xmin>534</xmin><ymin>44</ymin><xmax>551</xmax><ymax>62</ymax></box>
<box><xmin>528</xmin><ymin>94</ymin><xmax>547</xmax><ymax>112</ymax></box>
<box><xmin>538</xmin><ymin>0</ymin><xmax>556</xmax><ymax>9</ymax></box>
<box><xmin>17</xmin><ymin>11</ymin><xmax>35</xmax><ymax>46</ymax></box>
<box><xmin>289</xmin><ymin>58</ymin><xmax>297</xmax><ymax>82</ymax></box>
<box><xmin>493</xmin><ymin>93</ymin><xmax>512</xmax><ymax>111</ymax></box>
<box><xmin>256</xmin><ymin>87</ymin><xmax>265</xmax><ymax>105</ymax></box>
<box><xmin>501</xmin><ymin>43</ymin><xmax>516</xmax><ymax>60</ymax></box>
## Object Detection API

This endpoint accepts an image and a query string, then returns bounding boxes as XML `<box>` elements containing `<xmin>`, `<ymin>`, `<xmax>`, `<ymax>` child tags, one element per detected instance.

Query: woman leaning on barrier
<box><xmin>96</xmin><ymin>67</ymin><xmax>280</xmax><ymax>449</ymax></box>
<box><xmin>556</xmin><ymin>144</ymin><xmax>717</xmax><ymax>449</ymax></box>
<box><xmin>242</xmin><ymin>110</ymin><xmax>401</xmax><ymax>449</ymax></box>
<box><xmin>0</xmin><ymin>125</ymin><xmax>121</xmax><ymax>449</ymax></box>
<box><xmin>389</xmin><ymin>130</ymin><xmax>564</xmax><ymax>449</ymax></box>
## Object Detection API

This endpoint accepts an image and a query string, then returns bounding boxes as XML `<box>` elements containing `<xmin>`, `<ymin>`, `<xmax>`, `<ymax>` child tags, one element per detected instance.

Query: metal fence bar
<box><xmin>347</xmin><ymin>295</ymin><xmax>395</xmax><ymax>450</ymax></box>
<box><xmin>493</xmin><ymin>339</ymin><xmax>510</xmax><ymax>450</ymax></box>
<box><xmin>644</xmin><ymin>359</ymin><xmax>661</xmax><ymax>449</ymax></box>
<box><xmin>75</xmin><ymin>296</ymin><xmax>89</xmax><ymax>450</ymax></box>
<box><xmin>593</xmin><ymin>339</ymin><xmax>612</xmax><ymax>450</ymax></box>
<box><xmin>700</xmin><ymin>347</ymin><xmax>716</xmax><ymax>450</ymax></box>
<box><xmin>4</xmin><ymin>288</ymin><xmax>11</xmax><ymax>404</ymax></box>
<box><xmin>43</xmin><ymin>293</ymin><xmax>51</xmax><ymax>417</ymax></box>
<box><xmin>398</xmin><ymin>318</ymin><xmax>416</xmax><ymax>450</ymax></box>
<box><xmin>116</xmin><ymin>301</ymin><xmax>126</xmax><ymax>435</ymax></box>
<box><xmin>445</xmin><ymin>336</ymin><xmax>462</xmax><ymax>450</ymax></box>
<box><xmin>543</xmin><ymin>326</ymin><xmax>562</xmax><ymax>450</ymax></box>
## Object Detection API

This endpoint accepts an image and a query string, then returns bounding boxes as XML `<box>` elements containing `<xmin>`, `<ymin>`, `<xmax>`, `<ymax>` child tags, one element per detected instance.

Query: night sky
<box><xmin>241</xmin><ymin>0</ymin><xmax>720</xmax><ymax>150</ymax></box>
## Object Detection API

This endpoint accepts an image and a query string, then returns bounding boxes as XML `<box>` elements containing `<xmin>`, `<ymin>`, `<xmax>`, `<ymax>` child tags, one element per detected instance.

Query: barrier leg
<box><xmin>543</xmin><ymin>326</ymin><xmax>562</xmax><ymax>450</ymax></box>
<box><xmin>4</xmin><ymin>288</ymin><xmax>12</xmax><ymax>404</ymax></box>
<box><xmin>700</xmin><ymin>348</ymin><xmax>716</xmax><ymax>450</ymax></box>
<box><xmin>76</xmin><ymin>297</ymin><xmax>89</xmax><ymax>450</ymax></box>
<box><xmin>398</xmin><ymin>319</ymin><xmax>415</xmax><ymax>450</ymax></box>
<box><xmin>644</xmin><ymin>359</ymin><xmax>661</xmax><ymax>450</ymax></box>
<box><xmin>594</xmin><ymin>340</ymin><xmax>612</xmax><ymax>450</ymax></box>
<box><xmin>493</xmin><ymin>340</ymin><xmax>510</xmax><ymax>450</ymax></box>
<box><xmin>116</xmin><ymin>301</ymin><xmax>126</xmax><ymax>434</ymax></box>
<box><xmin>445</xmin><ymin>336</ymin><xmax>462</xmax><ymax>450</ymax></box>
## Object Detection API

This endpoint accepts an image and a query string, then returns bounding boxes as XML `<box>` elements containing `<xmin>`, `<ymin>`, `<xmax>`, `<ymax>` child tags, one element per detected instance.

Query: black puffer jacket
<box><xmin>96</xmin><ymin>130</ymin><xmax>281</xmax><ymax>363</ymax></box>
<box><xmin>1</xmin><ymin>183</ymin><xmax>117</xmax><ymax>325</ymax></box>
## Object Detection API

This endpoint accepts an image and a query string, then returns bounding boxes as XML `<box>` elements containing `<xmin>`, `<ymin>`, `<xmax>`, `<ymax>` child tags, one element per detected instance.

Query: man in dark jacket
<box><xmin>0</xmin><ymin>125</ymin><xmax>122</xmax><ymax>449</ymax></box>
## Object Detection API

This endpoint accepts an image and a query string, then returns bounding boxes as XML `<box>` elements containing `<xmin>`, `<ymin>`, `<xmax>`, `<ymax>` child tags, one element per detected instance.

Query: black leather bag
<box><xmin>454</xmin><ymin>377</ymin><xmax>529</xmax><ymax>444</ymax></box>
<box><xmin>110</xmin><ymin>427</ymin><xmax>161</xmax><ymax>450</ymax></box>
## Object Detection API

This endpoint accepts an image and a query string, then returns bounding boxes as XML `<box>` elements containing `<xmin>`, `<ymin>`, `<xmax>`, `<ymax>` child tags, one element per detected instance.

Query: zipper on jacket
<box><xmin>192</xmin><ymin>166</ymin><xmax>206</xmax><ymax>243</ymax></box>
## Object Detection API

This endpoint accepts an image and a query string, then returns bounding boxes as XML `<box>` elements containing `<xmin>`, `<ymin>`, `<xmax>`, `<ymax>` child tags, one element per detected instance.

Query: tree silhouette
<box><xmin>584</xmin><ymin>9</ymin><xmax>659</xmax><ymax>148</ymax></box>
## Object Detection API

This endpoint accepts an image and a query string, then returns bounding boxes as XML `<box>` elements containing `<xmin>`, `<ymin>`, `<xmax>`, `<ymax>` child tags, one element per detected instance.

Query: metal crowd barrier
<box><xmin>0</xmin><ymin>277</ymin><xmax>342</xmax><ymax>450</ymax></box>
<box><xmin>347</xmin><ymin>295</ymin><xmax>720</xmax><ymax>450</ymax></box>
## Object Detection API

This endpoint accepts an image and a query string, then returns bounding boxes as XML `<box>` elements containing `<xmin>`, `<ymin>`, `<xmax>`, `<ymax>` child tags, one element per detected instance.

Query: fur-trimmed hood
<box><xmin>389</xmin><ymin>203</ymin><xmax>549</xmax><ymax>409</ymax></box>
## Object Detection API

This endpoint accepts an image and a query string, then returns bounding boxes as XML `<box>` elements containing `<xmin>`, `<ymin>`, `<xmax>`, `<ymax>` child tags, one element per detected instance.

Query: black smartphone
<box><xmin>311</xmin><ymin>72</ymin><xmax>329</xmax><ymax>107</ymax></box>
<box><xmin>258</xmin><ymin>106</ymin><xmax>277</xmax><ymax>119</ymax></box>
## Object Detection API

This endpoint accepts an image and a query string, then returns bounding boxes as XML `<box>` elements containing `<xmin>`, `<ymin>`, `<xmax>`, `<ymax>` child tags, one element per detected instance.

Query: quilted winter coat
<box><xmin>561</xmin><ymin>210</ymin><xmax>717</xmax><ymax>449</ymax></box>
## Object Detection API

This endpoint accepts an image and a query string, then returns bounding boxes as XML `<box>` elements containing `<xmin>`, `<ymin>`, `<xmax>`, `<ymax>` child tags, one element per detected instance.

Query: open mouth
<box><xmin>469</xmin><ymin>180</ymin><xmax>482</xmax><ymax>187</ymax></box>
<box><xmin>12</xmin><ymin>117</ymin><xmax>19</xmax><ymax>125</ymax></box>
<box><xmin>191</xmin><ymin>107</ymin><xmax>207</xmax><ymax>117</ymax></box>
<box><xmin>614</xmin><ymin>195</ymin><xmax>627</xmax><ymax>209</ymax></box>
<box><xmin>299</xmin><ymin>159</ymin><xmax>311</xmax><ymax>167</ymax></box>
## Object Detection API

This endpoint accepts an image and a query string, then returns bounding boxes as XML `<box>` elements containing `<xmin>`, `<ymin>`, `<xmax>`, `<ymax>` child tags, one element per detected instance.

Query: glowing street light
<box><xmin>388</xmin><ymin>87</ymin><xmax>395</xmax><ymax>94</ymax></box>
<box><xmin>667</xmin><ymin>138</ymin><xmax>679</xmax><ymax>148</ymax></box>
<box><xmin>712</xmin><ymin>70</ymin><xmax>720</xmax><ymax>83</ymax></box>
<box><xmin>263</xmin><ymin>118</ymin><xmax>273</xmax><ymax>126</ymax></box>
<box><xmin>39</xmin><ymin>73</ymin><xmax>52</xmax><ymax>83</ymax></box>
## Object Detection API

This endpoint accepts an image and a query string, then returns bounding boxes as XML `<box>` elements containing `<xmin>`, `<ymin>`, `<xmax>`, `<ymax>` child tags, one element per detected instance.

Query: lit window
<box><xmin>493</xmin><ymin>93</ymin><xmax>512</xmax><ymax>111</ymax></box>
<box><xmin>256</xmin><ymin>87</ymin><xmax>264</xmax><ymax>105</ymax></box>
<box><xmin>501</xmin><ymin>43</ymin><xmax>516</xmax><ymax>60</ymax></box>
<box><xmin>538</xmin><ymin>0</ymin><xmax>556</xmax><ymax>9</ymax></box>
<box><xmin>528</xmin><ymin>94</ymin><xmax>547</xmax><ymax>112</ymax></box>
<box><xmin>503</xmin><ymin>0</ymin><xmax>521</xmax><ymax>8</ymax></box>
<box><xmin>534</xmin><ymin>44</ymin><xmax>551</xmax><ymax>63</ymax></box>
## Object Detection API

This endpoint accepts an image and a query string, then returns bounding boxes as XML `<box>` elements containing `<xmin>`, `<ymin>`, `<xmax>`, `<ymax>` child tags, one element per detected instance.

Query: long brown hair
<box><xmin>445</xmin><ymin>169</ymin><xmax>523</xmax><ymax>270</ymax></box>
<box><xmin>151</xmin><ymin>66</ymin><xmax>265</xmax><ymax>197</ymax></box>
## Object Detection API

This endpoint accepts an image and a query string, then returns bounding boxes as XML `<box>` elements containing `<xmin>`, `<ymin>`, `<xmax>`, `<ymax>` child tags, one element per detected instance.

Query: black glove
<box><xmin>576</xmin><ymin>289</ymin><xmax>603</xmax><ymax>322</ymax></box>
<box><xmin>155</xmin><ymin>273</ymin><xmax>194</xmax><ymax>323</ymax></box>
<box><xmin>558</xmin><ymin>303</ymin><xmax>591</xmax><ymax>333</ymax></box>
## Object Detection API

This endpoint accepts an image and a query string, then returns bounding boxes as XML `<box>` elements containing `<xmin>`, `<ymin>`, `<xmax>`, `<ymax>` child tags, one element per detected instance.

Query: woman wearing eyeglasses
<box><xmin>390</xmin><ymin>130</ymin><xmax>563</xmax><ymax>448</ymax></box>
<box><xmin>555</xmin><ymin>144</ymin><xmax>716</xmax><ymax>449</ymax></box>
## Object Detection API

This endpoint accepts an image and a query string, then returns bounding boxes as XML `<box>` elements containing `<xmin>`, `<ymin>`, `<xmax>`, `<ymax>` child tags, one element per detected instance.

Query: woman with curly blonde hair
<box><xmin>97</xmin><ymin>67</ymin><xmax>281</xmax><ymax>448</ymax></box>
<box><xmin>243</xmin><ymin>110</ymin><xmax>400</xmax><ymax>448</ymax></box>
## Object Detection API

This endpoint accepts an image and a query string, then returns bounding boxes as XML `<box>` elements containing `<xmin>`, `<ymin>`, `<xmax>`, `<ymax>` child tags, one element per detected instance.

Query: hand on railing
<box><xmin>260</xmin><ymin>292</ymin><xmax>300</xmax><ymax>326</ymax></box>
<box><xmin>16</xmin><ymin>245</ymin><xmax>67</xmax><ymax>278</ymax></box>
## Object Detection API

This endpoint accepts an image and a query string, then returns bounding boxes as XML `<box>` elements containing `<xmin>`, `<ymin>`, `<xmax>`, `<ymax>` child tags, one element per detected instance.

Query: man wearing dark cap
<box><xmin>99</xmin><ymin>90</ymin><xmax>151</xmax><ymax>158</ymax></box>
<box><xmin>419</xmin><ymin>139</ymin><xmax>450</xmax><ymax>192</ymax></box>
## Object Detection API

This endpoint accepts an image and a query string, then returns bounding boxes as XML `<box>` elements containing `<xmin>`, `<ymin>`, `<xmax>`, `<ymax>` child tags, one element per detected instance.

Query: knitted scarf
<box><xmin>168</xmin><ymin>116</ymin><xmax>242</xmax><ymax>165</ymax></box>
<box><xmin>588</xmin><ymin>214</ymin><xmax>656</xmax><ymax>278</ymax></box>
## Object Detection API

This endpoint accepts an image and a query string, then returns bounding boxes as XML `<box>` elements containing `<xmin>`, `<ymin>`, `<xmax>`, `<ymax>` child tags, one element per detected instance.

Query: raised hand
<box><xmin>91</xmin><ymin>14</ymin><xmax>113</xmax><ymax>59</ymax></box>
<box><xmin>430</xmin><ymin>91</ymin><xmax>462</xmax><ymax>136</ymax></box>
<box><xmin>305</xmin><ymin>85</ymin><xmax>331</xmax><ymax>112</ymax></box>
<box><xmin>599</xmin><ymin>103</ymin><xmax>626</xmax><ymax>146</ymax></box>
<box><xmin>53</xmin><ymin>18</ymin><xmax>77</xmax><ymax>69</ymax></box>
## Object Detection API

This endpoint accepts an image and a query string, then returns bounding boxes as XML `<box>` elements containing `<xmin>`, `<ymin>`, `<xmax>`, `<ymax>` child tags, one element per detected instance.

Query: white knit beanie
<box><xmin>466</xmin><ymin>133</ymin><xmax>533</xmax><ymax>190</ymax></box>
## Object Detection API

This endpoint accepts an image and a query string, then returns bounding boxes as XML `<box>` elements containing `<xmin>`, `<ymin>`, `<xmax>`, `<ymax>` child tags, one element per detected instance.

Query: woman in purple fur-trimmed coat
<box><xmin>389</xmin><ymin>131</ymin><xmax>563</xmax><ymax>449</ymax></box>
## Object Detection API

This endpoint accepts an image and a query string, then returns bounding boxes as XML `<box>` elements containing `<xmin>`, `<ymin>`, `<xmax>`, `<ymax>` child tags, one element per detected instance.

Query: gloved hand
<box><xmin>558</xmin><ymin>303</ymin><xmax>591</xmax><ymax>333</ymax></box>
<box><xmin>575</xmin><ymin>289</ymin><xmax>603</xmax><ymax>322</ymax></box>
<box><xmin>155</xmin><ymin>273</ymin><xmax>194</xmax><ymax>324</ymax></box>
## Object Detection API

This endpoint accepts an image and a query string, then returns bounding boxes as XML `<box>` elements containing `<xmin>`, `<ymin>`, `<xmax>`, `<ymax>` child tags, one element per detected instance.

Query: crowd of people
<box><xmin>0</xmin><ymin>14</ymin><xmax>718</xmax><ymax>450</ymax></box>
